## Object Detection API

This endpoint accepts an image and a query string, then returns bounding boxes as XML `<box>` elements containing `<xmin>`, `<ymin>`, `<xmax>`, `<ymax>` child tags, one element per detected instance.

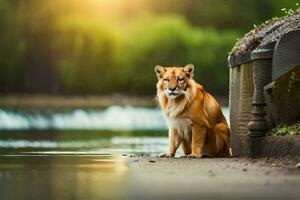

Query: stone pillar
<box><xmin>228</xmin><ymin>53</ymin><xmax>253</xmax><ymax>156</ymax></box>
<box><xmin>229</xmin><ymin>65</ymin><xmax>241</xmax><ymax>155</ymax></box>
<box><xmin>248</xmin><ymin>43</ymin><xmax>274</xmax><ymax>139</ymax></box>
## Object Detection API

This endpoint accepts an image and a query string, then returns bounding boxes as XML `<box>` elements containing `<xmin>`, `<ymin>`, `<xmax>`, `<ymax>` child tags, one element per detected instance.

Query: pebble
<box><xmin>242</xmin><ymin>168</ymin><xmax>248</xmax><ymax>172</ymax></box>
<box><xmin>295</xmin><ymin>163</ymin><xmax>300</xmax><ymax>169</ymax></box>
<box><xmin>265</xmin><ymin>158</ymin><xmax>272</xmax><ymax>162</ymax></box>
<box><xmin>208</xmin><ymin>171</ymin><xmax>216</xmax><ymax>177</ymax></box>
<box><xmin>272</xmin><ymin>163</ymin><xmax>280</xmax><ymax>167</ymax></box>
<box><xmin>265</xmin><ymin>170</ymin><xmax>270</xmax><ymax>175</ymax></box>
<box><xmin>149</xmin><ymin>160</ymin><xmax>156</xmax><ymax>163</ymax></box>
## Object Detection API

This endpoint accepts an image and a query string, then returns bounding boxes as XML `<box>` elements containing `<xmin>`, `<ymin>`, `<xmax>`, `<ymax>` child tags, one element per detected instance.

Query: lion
<box><xmin>155</xmin><ymin>64</ymin><xmax>231</xmax><ymax>158</ymax></box>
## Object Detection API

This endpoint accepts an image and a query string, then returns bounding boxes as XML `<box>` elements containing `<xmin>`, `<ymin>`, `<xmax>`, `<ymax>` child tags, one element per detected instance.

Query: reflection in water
<box><xmin>0</xmin><ymin>154</ymin><xmax>128</xmax><ymax>200</ymax></box>
<box><xmin>0</xmin><ymin>130</ymin><xmax>166</xmax><ymax>200</ymax></box>
<box><xmin>0</xmin><ymin>106</ymin><xmax>229</xmax><ymax>199</ymax></box>
<box><xmin>0</xmin><ymin>131</ymin><xmax>168</xmax><ymax>156</ymax></box>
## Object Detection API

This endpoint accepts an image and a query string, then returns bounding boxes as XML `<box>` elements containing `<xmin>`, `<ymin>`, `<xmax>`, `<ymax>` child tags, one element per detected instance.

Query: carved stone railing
<box><xmin>247</xmin><ymin>29</ymin><xmax>300</xmax><ymax>156</ymax></box>
<box><xmin>248</xmin><ymin>42</ymin><xmax>275</xmax><ymax>138</ymax></box>
<box><xmin>265</xmin><ymin>29</ymin><xmax>300</xmax><ymax>124</ymax></box>
<box><xmin>228</xmin><ymin>11</ymin><xmax>300</xmax><ymax>156</ymax></box>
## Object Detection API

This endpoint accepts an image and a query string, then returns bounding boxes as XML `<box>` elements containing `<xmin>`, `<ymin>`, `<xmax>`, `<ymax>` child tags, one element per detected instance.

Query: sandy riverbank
<box><xmin>123</xmin><ymin>156</ymin><xmax>300</xmax><ymax>200</ymax></box>
<box><xmin>0</xmin><ymin>153</ymin><xmax>299</xmax><ymax>200</ymax></box>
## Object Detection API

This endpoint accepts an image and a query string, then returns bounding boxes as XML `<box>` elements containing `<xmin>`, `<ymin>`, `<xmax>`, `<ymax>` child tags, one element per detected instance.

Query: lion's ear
<box><xmin>183</xmin><ymin>64</ymin><xmax>194</xmax><ymax>78</ymax></box>
<box><xmin>154</xmin><ymin>65</ymin><xmax>165</xmax><ymax>79</ymax></box>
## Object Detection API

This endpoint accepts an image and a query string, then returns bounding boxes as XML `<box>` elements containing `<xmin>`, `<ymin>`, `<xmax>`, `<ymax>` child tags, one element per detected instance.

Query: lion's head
<box><xmin>154</xmin><ymin>64</ymin><xmax>194</xmax><ymax>99</ymax></box>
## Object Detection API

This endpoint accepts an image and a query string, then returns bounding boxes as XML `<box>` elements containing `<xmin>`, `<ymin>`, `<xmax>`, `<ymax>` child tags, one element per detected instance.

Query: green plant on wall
<box><xmin>268</xmin><ymin>123</ymin><xmax>300</xmax><ymax>136</ymax></box>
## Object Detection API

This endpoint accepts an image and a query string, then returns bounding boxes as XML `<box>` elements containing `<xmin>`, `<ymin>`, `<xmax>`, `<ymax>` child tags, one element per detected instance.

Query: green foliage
<box><xmin>117</xmin><ymin>15</ymin><xmax>238</xmax><ymax>94</ymax></box>
<box><xmin>281</xmin><ymin>2</ymin><xmax>300</xmax><ymax>16</ymax></box>
<box><xmin>53</xmin><ymin>17</ymin><xmax>120</xmax><ymax>93</ymax></box>
<box><xmin>0</xmin><ymin>0</ymin><xmax>297</xmax><ymax>95</ymax></box>
<box><xmin>268</xmin><ymin>123</ymin><xmax>300</xmax><ymax>136</ymax></box>
<box><xmin>0</xmin><ymin>0</ymin><xmax>25</xmax><ymax>92</ymax></box>
<box><xmin>50</xmin><ymin>14</ymin><xmax>238</xmax><ymax>95</ymax></box>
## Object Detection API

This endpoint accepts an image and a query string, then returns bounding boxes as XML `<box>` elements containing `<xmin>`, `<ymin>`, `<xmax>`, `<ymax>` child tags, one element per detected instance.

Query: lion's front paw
<box><xmin>159</xmin><ymin>153</ymin><xmax>174</xmax><ymax>158</ymax></box>
<box><xmin>187</xmin><ymin>153</ymin><xmax>201</xmax><ymax>158</ymax></box>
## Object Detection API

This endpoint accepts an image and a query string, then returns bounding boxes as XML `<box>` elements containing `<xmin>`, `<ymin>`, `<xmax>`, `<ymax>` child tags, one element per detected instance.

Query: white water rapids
<box><xmin>0</xmin><ymin>106</ymin><xmax>229</xmax><ymax>131</ymax></box>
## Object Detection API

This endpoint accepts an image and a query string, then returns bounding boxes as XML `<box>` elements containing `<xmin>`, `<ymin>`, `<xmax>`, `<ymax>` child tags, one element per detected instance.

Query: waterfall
<box><xmin>0</xmin><ymin>106</ymin><xmax>229</xmax><ymax>131</ymax></box>
<box><xmin>0</xmin><ymin>106</ymin><xmax>166</xmax><ymax>131</ymax></box>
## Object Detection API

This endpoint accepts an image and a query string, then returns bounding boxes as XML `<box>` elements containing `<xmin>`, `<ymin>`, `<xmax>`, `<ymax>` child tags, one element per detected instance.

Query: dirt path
<box><xmin>123</xmin><ymin>157</ymin><xmax>300</xmax><ymax>200</ymax></box>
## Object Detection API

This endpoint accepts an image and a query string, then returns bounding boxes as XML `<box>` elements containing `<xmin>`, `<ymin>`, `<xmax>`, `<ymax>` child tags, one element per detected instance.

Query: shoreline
<box><xmin>0</xmin><ymin>151</ymin><xmax>298</xmax><ymax>200</ymax></box>
<box><xmin>0</xmin><ymin>94</ymin><xmax>229</xmax><ymax>109</ymax></box>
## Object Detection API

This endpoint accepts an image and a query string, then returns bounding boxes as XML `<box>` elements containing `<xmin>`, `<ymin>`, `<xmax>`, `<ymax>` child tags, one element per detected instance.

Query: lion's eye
<box><xmin>163</xmin><ymin>78</ymin><xmax>169</xmax><ymax>82</ymax></box>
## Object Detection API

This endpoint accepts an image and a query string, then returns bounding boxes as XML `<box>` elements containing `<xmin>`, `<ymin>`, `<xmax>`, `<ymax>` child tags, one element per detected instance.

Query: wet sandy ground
<box><xmin>123</xmin><ymin>157</ymin><xmax>300</xmax><ymax>200</ymax></box>
<box><xmin>0</xmin><ymin>154</ymin><xmax>299</xmax><ymax>200</ymax></box>
<box><xmin>0</xmin><ymin>154</ymin><xmax>128</xmax><ymax>200</ymax></box>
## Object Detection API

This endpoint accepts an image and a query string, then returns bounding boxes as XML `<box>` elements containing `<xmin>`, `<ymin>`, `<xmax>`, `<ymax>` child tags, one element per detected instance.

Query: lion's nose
<box><xmin>168</xmin><ymin>87</ymin><xmax>176</xmax><ymax>91</ymax></box>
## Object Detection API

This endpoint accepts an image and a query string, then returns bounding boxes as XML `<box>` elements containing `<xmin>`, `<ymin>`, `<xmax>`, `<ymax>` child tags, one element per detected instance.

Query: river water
<box><xmin>0</xmin><ymin>106</ymin><xmax>229</xmax><ymax>154</ymax></box>
<box><xmin>0</xmin><ymin>106</ymin><xmax>229</xmax><ymax>200</ymax></box>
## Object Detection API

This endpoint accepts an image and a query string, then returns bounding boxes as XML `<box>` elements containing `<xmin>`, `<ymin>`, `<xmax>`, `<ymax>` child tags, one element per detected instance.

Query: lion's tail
<box><xmin>213</xmin><ymin>121</ymin><xmax>231</xmax><ymax>157</ymax></box>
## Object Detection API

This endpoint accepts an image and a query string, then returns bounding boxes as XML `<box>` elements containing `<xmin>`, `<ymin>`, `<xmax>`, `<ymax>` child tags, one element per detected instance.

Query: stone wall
<box><xmin>228</xmin><ymin>10</ymin><xmax>300</xmax><ymax>157</ymax></box>
<box><xmin>229</xmin><ymin>62</ymin><xmax>253</xmax><ymax>156</ymax></box>
<box><xmin>265</xmin><ymin>65</ymin><xmax>300</xmax><ymax>124</ymax></box>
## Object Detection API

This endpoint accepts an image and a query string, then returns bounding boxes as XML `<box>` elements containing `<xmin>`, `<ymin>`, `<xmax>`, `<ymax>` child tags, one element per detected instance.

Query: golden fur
<box><xmin>155</xmin><ymin>64</ymin><xmax>231</xmax><ymax>158</ymax></box>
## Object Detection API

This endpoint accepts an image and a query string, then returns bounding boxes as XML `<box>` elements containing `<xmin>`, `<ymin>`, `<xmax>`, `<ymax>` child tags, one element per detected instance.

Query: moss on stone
<box><xmin>268</xmin><ymin>123</ymin><xmax>300</xmax><ymax>136</ymax></box>
<box><xmin>230</xmin><ymin>8</ymin><xmax>300</xmax><ymax>56</ymax></box>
